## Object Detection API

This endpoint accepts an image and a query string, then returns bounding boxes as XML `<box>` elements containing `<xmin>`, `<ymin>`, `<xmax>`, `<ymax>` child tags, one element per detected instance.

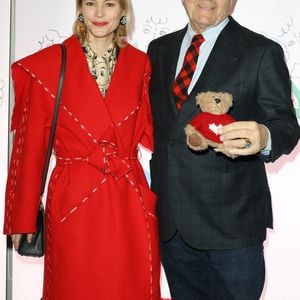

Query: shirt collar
<box><xmin>187</xmin><ymin>17</ymin><xmax>229</xmax><ymax>42</ymax></box>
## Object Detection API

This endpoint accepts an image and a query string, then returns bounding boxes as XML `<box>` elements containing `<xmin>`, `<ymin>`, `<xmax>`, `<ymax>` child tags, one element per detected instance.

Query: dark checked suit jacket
<box><xmin>147</xmin><ymin>16</ymin><xmax>300</xmax><ymax>250</ymax></box>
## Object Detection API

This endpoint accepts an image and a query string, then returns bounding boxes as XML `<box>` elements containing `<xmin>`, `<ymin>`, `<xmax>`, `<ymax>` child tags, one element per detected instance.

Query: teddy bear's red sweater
<box><xmin>190</xmin><ymin>112</ymin><xmax>236</xmax><ymax>143</ymax></box>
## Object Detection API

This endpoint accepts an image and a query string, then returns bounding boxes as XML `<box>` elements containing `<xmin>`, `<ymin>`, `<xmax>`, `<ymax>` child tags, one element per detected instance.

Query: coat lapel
<box><xmin>159</xmin><ymin>28</ymin><xmax>187</xmax><ymax>117</ymax></box>
<box><xmin>62</xmin><ymin>36</ymin><xmax>118</xmax><ymax>144</ymax></box>
<box><xmin>172</xmin><ymin>18</ymin><xmax>242</xmax><ymax>134</ymax></box>
<box><xmin>103</xmin><ymin>45</ymin><xmax>144</xmax><ymax>124</ymax></box>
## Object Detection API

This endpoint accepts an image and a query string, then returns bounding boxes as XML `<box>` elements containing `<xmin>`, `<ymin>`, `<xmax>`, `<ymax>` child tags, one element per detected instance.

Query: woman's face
<box><xmin>80</xmin><ymin>0</ymin><xmax>124</xmax><ymax>42</ymax></box>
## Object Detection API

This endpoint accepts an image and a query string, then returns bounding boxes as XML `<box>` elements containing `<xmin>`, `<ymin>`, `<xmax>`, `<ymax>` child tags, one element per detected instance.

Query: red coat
<box><xmin>4</xmin><ymin>35</ymin><xmax>160</xmax><ymax>299</ymax></box>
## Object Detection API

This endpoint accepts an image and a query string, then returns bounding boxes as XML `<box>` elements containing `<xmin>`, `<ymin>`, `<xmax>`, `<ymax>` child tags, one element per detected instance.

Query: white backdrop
<box><xmin>0</xmin><ymin>1</ymin><xmax>299</xmax><ymax>299</ymax></box>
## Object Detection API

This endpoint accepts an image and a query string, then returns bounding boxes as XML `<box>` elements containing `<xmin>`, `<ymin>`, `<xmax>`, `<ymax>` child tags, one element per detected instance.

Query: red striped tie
<box><xmin>172</xmin><ymin>34</ymin><xmax>205</xmax><ymax>110</ymax></box>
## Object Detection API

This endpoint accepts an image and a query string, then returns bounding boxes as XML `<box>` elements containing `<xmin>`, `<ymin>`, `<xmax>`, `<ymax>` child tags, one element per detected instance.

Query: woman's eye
<box><xmin>85</xmin><ymin>2</ymin><xmax>95</xmax><ymax>6</ymax></box>
<box><xmin>105</xmin><ymin>1</ymin><xmax>115</xmax><ymax>7</ymax></box>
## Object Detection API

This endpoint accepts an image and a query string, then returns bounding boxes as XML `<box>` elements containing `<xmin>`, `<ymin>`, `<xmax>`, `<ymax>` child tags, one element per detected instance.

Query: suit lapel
<box><xmin>159</xmin><ymin>28</ymin><xmax>187</xmax><ymax>117</ymax></box>
<box><xmin>172</xmin><ymin>18</ymin><xmax>242</xmax><ymax>134</ymax></box>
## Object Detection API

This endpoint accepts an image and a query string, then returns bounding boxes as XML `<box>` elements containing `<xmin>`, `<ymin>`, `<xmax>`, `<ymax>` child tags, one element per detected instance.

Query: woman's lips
<box><xmin>93</xmin><ymin>21</ymin><xmax>108</xmax><ymax>26</ymax></box>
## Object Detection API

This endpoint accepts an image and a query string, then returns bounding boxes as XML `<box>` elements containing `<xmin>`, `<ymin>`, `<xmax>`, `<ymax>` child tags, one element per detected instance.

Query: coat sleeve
<box><xmin>3</xmin><ymin>63</ymin><xmax>51</xmax><ymax>235</ymax></box>
<box><xmin>138</xmin><ymin>56</ymin><xmax>154</xmax><ymax>152</ymax></box>
<box><xmin>257</xmin><ymin>42</ymin><xmax>300</xmax><ymax>162</ymax></box>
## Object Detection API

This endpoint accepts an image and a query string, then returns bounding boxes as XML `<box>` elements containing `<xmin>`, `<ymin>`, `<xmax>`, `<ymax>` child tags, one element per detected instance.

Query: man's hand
<box><xmin>219</xmin><ymin>121</ymin><xmax>269</xmax><ymax>157</ymax></box>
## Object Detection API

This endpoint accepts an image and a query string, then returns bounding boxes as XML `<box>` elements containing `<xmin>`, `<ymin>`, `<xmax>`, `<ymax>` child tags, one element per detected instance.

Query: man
<box><xmin>147</xmin><ymin>0</ymin><xmax>300</xmax><ymax>299</ymax></box>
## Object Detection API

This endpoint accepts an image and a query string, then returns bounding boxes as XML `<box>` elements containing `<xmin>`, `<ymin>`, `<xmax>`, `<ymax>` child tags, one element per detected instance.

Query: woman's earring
<box><xmin>120</xmin><ymin>16</ymin><xmax>127</xmax><ymax>26</ymax></box>
<box><xmin>77</xmin><ymin>13</ymin><xmax>84</xmax><ymax>22</ymax></box>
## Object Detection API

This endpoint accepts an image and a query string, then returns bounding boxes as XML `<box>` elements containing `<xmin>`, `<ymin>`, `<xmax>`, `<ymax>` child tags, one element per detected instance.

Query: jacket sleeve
<box><xmin>257</xmin><ymin>42</ymin><xmax>300</xmax><ymax>162</ymax></box>
<box><xmin>3</xmin><ymin>63</ymin><xmax>50</xmax><ymax>235</ymax></box>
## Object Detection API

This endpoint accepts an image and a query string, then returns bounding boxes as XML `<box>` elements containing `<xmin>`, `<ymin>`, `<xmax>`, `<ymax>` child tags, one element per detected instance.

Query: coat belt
<box><xmin>56</xmin><ymin>141</ymin><xmax>137</xmax><ymax>180</ymax></box>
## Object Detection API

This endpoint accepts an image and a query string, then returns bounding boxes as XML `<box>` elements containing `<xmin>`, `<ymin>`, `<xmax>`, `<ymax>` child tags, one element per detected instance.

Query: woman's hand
<box><xmin>11</xmin><ymin>233</ymin><xmax>34</xmax><ymax>251</ymax></box>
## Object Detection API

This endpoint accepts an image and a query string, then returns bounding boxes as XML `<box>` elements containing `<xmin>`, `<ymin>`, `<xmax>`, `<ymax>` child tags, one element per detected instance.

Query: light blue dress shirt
<box><xmin>175</xmin><ymin>18</ymin><xmax>229</xmax><ymax>93</ymax></box>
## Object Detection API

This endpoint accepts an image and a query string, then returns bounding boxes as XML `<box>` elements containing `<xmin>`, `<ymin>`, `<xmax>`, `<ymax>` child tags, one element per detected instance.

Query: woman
<box><xmin>4</xmin><ymin>0</ymin><xmax>160</xmax><ymax>299</ymax></box>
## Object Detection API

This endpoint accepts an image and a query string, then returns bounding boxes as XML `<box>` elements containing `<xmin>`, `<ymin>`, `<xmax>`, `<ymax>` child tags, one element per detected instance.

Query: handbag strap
<box><xmin>40</xmin><ymin>43</ymin><xmax>66</xmax><ymax>196</ymax></box>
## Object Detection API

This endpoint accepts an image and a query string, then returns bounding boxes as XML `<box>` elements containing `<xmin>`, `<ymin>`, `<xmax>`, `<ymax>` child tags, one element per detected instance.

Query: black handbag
<box><xmin>17</xmin><ymin>43</ymin><xmax>66</xmax><ymax>257</ymax></box>
<box><xmin>17</xmin><ymin>204</ymin><xmax>45</xmax><ymax>257</ymax></box>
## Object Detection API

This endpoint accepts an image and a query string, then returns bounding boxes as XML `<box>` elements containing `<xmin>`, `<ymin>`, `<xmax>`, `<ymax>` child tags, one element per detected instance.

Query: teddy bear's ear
<box><xmin>196</xmin><ymin>92</ymin><xmax>206</xmax><ymax>107</ymax></box>
<box><xmin>224</xmin><ymin>93</ymin><xmax>233</xmax><ymax>107</ymax></box>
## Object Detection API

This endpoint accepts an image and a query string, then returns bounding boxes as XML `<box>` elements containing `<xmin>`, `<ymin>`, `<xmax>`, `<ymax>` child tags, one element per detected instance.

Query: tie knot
<box><xmin>191</xmin><ymin>34</ymin><xmax>205</xmax><ymax>47</ymax></box>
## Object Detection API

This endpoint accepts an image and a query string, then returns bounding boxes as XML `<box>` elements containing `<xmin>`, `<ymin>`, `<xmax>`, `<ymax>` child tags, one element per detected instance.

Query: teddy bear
<box><xmin>184</xmin><ymin>91</ymin><xmax>236</xmax><ymax>157</ymax></box>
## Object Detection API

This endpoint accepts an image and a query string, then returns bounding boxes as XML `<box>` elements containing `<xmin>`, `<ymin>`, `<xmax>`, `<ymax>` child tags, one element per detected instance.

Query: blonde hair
<box><xmin>73</xmin><ymin>0</ymin><xmax>133</xmax><ymax>48</ymax></box>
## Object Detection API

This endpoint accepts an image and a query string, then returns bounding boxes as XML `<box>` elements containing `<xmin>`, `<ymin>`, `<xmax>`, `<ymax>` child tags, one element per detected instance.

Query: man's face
<box><xmin>182</xmin><ymin>0</ymin><xmax>232</xmax><ymax>33</ymax></box>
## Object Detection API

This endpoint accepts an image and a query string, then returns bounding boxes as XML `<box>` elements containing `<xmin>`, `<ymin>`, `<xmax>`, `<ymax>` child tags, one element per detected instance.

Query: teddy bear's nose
<box><xmin>214</xmin><ymin>98</ymin><xmax>221</xmax><ymax>104</ymax></box>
